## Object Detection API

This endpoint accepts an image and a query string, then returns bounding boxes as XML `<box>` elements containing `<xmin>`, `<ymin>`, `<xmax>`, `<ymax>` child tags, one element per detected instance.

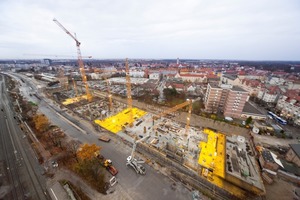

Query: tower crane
<box><xmin>72</xmin><ymin>78</ymin><xmax>79</xmax><ymax>97</ymax></box>
<box><xmin>53</xmin><ymin>18</ymin><xmax>92</xmax><ymax>102</ymax></box>
<box><xmin>125</xmin><ymin>58</ymin><xmax>133</xmax><ymax>127</ymax></box>
<box><xmin>152</xmin><ymin>99</ymin><xmax>193</xmax><ymax>125</ymax></box>
<box><xmin>105</xmin><ymin>77</ymin><xmax>113</xmax><ymax>112</ymax></box>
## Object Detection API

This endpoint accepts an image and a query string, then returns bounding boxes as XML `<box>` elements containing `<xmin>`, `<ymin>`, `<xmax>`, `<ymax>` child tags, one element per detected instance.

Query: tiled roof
<box><xmin>242</xmin><ymin>79</ymin><xmax>262</xmax><ymax>87</ymax></box>
<box><xmin>180</xmin><ymin>73</ymin><xmax>206</xmax><ymax>78</ymax></box>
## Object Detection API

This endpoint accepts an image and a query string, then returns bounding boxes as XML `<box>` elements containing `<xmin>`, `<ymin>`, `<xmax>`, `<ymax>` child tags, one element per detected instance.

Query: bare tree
<box><xmin>65</xmin><ymin>140</ymin><xmax>81</xmax><ymax>161</ymax></box>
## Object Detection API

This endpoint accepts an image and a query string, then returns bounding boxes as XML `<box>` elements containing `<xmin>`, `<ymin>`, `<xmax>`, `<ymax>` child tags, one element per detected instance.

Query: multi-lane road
<box><xmin>0</xmin><ymin>74</ymin><xmax>49</xmax><ymax>200</ymax></box>
<box><xmin>6</xmin><ymin>73</ymin><xmax>194</xmax><ymax>200</ymax></box>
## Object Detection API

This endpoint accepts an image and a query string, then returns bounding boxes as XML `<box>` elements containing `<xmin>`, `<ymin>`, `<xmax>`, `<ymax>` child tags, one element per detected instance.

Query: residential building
<box><xmin>285</xmin><ymin>144</ymin><xmax>300</xmax><ymax>167</ymax></box>
<box><xmin>238</xmin><ymin>70</ymin><xmax>269</xmax><ymax>81</ymax></box>
<box><xmin>206</xmin><ymin>74</ymin><xmax>220</xmax><ymax>83</ymax></box>
<box><xmin>175</xmin><ymin>73</ymin><xmax>207</xmax><ymax>83</ymax></box>
<box><xmin>240</xmin><ymin>79</ymin><xmax>263</xmax><ymax>96</ymax></box>
<box><xmin>149</xmin><ymin>72</ymin><xmax>160</xmax><ymax>80</ymax></box>
<box><xmin>223</xmin><ymin>86</ymin><xmax>249</xmax><ymax>118</ymax></box>
<box><xmin>204</xmin><ymin>83</ymin><xmax>224</xmax><ymax>113</ymax></box>
<box><xmin>129</xmin><ymin>69</ymin><xmax>144</xmax><ymax>78</ymax></box>
<box><xmin>257</xmin><ymin>85</ymin><xmax>282</xmax><ymax>103</ymax></box>
<box><xmin>268</xmin><ymin>77</ymin><xmax>285</xmax><ymax>85</ymax></box>
<box><xmin>221</xmin><ymin>74</ymin><xmax>240</xmax><ymax>86</ymax></box>
<box><xmin>164</xmin><ymin>82</ymin><xmax>185</xmax><ymax>92</ymax></box>
<box><xmin>287</xmin><ymin>80</ymin><xmax>300</xmax><ymax>90</ymax></box>
<box><xmin>204</xmin><ymin>83</ymin><xmax>249</xmax><ymax>118</ymax></box>
<box><xmin>276</xmin><ymin>90</ymin><xmax>300</xmax><ymax>125</ymax></box>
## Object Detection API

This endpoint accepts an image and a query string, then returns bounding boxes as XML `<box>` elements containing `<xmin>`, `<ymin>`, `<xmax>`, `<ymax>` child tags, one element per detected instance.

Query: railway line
<box><xmin>0</xmin><ymin>74</ymin><xmax>48</xmax><ymax>200</ymax></box>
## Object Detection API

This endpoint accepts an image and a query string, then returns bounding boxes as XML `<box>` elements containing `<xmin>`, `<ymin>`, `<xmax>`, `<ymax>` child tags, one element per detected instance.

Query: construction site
<box><xmin>45</xmin><ymin>19</ymin><xmax>266</xmax><ymax>199</ymax></box>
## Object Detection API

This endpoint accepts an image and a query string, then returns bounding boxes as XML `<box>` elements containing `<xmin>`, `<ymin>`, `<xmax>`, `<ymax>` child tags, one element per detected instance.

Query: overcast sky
<box><xmin>0</xmin><ymin>0</ymin><xmax>299</xmax><ymax>61</ymax></box>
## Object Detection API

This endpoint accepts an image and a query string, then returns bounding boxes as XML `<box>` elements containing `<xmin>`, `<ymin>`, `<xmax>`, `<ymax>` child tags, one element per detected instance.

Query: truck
<box><xmin>103</xmin><ymin>159</ymin><xmax>118</xmax><ymax>176</ymax></box>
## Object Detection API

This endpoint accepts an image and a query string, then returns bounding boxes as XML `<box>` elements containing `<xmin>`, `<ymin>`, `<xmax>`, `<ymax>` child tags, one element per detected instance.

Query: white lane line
<box><xmin>50</xmin><ymin>188</ymin><xmax>58</xmax><ymax>200</ymax></box>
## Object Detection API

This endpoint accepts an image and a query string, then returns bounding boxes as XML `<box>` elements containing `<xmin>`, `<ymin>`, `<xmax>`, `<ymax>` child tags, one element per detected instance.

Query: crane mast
<box><xmin>105</xmin><ymin>77</ymin><xmax>113</xmax><ymax>112</ymax></box>
<box><xmin>53</xmin><ymin>18</ymin><xmax>92</xmax><ymax>102</ymax></box>
<box><xmin>185</xmin><ymin>99</ymin><xmax>193</xmax><ymax>136</ymax></box>
<box><xmin>125</xmin><ymin>58</ymin><xmax>133</xmax><ymax>127</ymax></box>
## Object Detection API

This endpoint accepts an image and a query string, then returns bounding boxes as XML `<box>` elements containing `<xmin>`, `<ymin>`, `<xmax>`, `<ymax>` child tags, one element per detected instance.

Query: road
<box><xmin>0</xmin><ymin>74</ymin><xmax>49</xmax><ymax>200</ymax></box>
<box><xmin>11</xmin><ymin>73</ymin><xmax>194</xmax><ymax>200</ymax></box>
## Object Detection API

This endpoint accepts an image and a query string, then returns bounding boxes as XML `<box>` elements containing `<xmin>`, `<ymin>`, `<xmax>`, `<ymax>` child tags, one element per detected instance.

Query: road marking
<box><xmin>50</xmin><ymin>188</ymin><xmax>58</xmax><ymax>200</ymax></box>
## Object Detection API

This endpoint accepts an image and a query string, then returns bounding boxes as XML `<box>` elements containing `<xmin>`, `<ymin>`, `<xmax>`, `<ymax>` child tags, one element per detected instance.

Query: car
<box><xmin>51</xmin><ymin>161</ymin><xmax>58</xmax><ymax>168</ymax></box>
<box><xmin>98</xmin><ymin>136</ymin><xmax>111</xmax><ymax>142</ymax></box>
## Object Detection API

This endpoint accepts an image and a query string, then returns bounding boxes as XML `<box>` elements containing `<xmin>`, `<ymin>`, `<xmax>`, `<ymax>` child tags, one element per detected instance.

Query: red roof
<box><xmin>284</xmin><ymin>89</ymin><xmax>300</xmax><ymax>101</ymax></box>
<box><xmin>242</xmin><ymin>79</ymin><xmax>262</xmax><ymax>87</ymax></box>
<box><xmin>238</xmin><ymin>71</ymin><xmax>246</xmax><ymax>75</ymax></box>
<box><xmin>180</xmin><ymin>73</ymin><xmax>206</xmax><ymax>78</ymax></box>
<box><xmin>206</xmin><ymin>74</ymin><xmax>219</xmax><ymax>79</ymax></box>
<box><xmin>165</xmin><ymin>83</ymin><xmax>185</xmax><ymax>89</ymax></box>
<box><xmin>266</xmin><ymin>85</ymin><xmax>282</xmax><ymax>95</ymax></box>
<box><xmin>272</xmin><ymin>71</ymin><xmax>287</xmax><ymax>75</ymax></box>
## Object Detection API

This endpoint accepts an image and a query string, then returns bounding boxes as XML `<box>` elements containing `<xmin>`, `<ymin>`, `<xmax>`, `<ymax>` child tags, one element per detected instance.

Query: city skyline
<box><xmin>0</xmin><ymin>0</ymin><xmax>300</xmax><ymax>61</ymax></box>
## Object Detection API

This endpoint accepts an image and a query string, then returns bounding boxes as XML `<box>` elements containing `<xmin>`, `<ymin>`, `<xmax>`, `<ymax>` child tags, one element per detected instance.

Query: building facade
<box><xmin>204</xmin><ymin>83</ymin><xmax>224</xmax><ymax>113</ymax></box>
<box><xmin>204</xmin><ymin>83</ymin><xmax>248</xmax><ymax>118</ymax></box>
<box><xmin>223</xmin><ymin>86</ymin><xmax>249</xmax><ymax>118</ymax></box>
<box><xmin>276</xmin><ymin>90</ymin><xmax>300</xmax><ymax>125</ymax></box>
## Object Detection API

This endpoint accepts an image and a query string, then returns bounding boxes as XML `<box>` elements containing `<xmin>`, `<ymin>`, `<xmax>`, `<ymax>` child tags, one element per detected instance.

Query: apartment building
<box><xmin>257</xmin><ymin>85</ymin><xmax>282</xmax><ymax>103</ymax></box>
<box><xmin>223</xmin><ymin>86</ymin><xmax>249</xmax><ymax>118</ymax></box>
<box><xmin>204</xmin><ymin>83</ymin><xmax>248</xmax><ymax>115</ymax></box>
<box><xmin>221</xmin><ymin>74</ymin><xmax>240</xmax><ymax>85</ymax></box>
<box><xmin>276</xmin><ymin>89</ymin><xmax>300</xmax><ymax>125</ymax></box>
<box><xmin>204</xmin><ymin>83</ymin><xmax>248</xmax><ymax>118</ymax></box>
<box><xmin>204</xmin><ymin>83</ymin><xmax>224</xmax><ymax>113</ymax></box>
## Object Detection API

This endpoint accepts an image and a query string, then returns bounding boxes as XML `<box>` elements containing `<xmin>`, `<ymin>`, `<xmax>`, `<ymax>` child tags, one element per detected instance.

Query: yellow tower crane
<box><xmin>53</xmin><ymin>18</ymin><xmax>92</xmax><ymax>102</ymax></box>
<box><xmin>105</xmin><ymin>77</ymin><xmax>113</xmax><ymax>112</ymax></box>
<box><xmin>152</xmin><ymin>99</ymin><xmax>193</xmax><ymax>125</ymax></box>
<box><xmin>72</xmin><ymin>78</ymin><xmax>79</xmax><ymax>97</ymax></box>
<box><xmin>125</xmin><ymin>58</ymin><xmax>133</xmax><ymax>127</ymax></box>
<box><xmin>150</xmin><ymin>99</ymin><xmax>193</xmax><ymax>138</ymax></box>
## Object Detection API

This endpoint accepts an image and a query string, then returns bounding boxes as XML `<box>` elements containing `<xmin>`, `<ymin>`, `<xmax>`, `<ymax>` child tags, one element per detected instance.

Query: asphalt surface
<box><xmin>12</xmin><ymin>73</ymin><xmax>194</xmax><ymax>200</ymax></box>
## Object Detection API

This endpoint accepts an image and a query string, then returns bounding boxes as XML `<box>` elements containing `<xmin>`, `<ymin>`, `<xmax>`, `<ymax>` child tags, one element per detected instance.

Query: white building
<box><xmin>257</xmin><ymin>86</ymin><xmax>282</xmax><ymax>103</ymax></box>
<box><xmin>221</xmin><ymin>74</ymin><xmax>240</xmax><ymax>86</ymax></box>
<box><xmin>175</xmin><ymin>73</ymin><xmax>207</xmax><ymax>83</ymax></box>
<box><xmin>268</xmin><ymin>77</ymin><xmax>285</xmax><ymax>85</ymax></box>
<box><xmin>149</xmin><ymin>72</ymin><xmax>160</xmax><ymax>80</ymax></box>
<box><xmin>130</xmin><ymin>70</ymin><xmax>145</xmax><ymax>78</ymax></box>
<box><xmin>276</xmin><ymin>90</ymin><xmax>300</xmax><ymax>125</ymax></box>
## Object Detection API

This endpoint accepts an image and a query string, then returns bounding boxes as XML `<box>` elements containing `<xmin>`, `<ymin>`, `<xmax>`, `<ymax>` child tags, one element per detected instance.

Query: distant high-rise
<box><xmin>177</xmin><ymin>57</ymin><xmax>179</xmax><ymax>65</ymax></box>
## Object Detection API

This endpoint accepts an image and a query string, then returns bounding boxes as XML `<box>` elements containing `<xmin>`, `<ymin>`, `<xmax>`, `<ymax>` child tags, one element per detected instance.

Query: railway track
<box><xmin>1</xmin><ymin>119</ymin><xmax>25</xmax><ymax>200</ymax></box>
<box><xmin>0</xmin><ymin>74</ymin><xmax>49</xmax><ymax>200</ymax></box>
